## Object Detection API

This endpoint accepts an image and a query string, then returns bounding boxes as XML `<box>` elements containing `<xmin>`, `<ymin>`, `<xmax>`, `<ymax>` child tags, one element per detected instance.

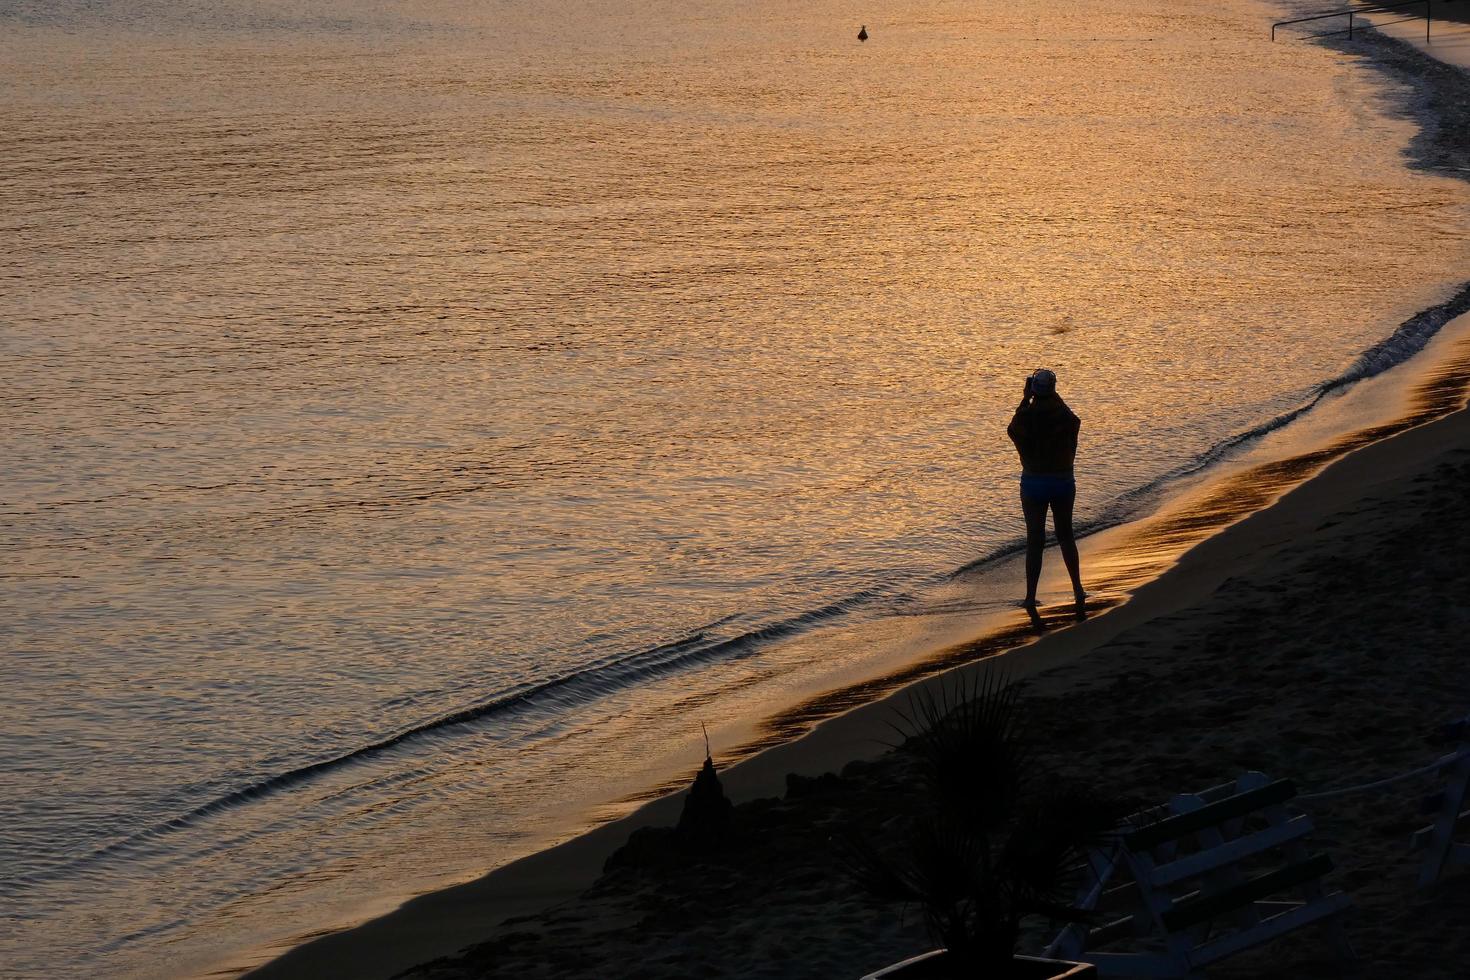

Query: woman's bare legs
<box><xmin>1021</xmin><ymin>493</ymin><xmax>1049</xmax><ymax>609</ymax></box>
<box><xmin>1051</xmin><ymin>490</ymin><xmax>1086</xmax><ymax>618</ymax></box>
<box><xmin>1021</xmin><ymin>490</ymin><xmax>1086</xmax><ymax>620</ymax></box>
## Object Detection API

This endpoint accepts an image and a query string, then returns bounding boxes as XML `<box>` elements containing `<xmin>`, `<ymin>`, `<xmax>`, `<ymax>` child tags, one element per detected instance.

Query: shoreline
<box><xmin>234</xmin><ymin>14</ymin><xmax>1470</xmax><ymax>980</ymax></box>
<box><xmin>247</xmin><ymin>323</ymin><xmax>1470</xmax><ymax>980</ymax></box>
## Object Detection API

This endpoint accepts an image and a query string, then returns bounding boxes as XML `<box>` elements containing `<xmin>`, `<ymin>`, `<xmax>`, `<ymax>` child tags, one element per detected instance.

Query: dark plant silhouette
<box><xmin>846</xmin><ymin>670</ymin><xmax>1120</xmax><ymax>977</ymax></box>
<box><xmin>677</xmin><ymin>753</ymin><xmax>733</xmax><ymax>846</ymax></box>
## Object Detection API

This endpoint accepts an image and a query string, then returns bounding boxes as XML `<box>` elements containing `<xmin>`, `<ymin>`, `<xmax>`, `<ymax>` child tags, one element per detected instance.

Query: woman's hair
<box><xmin>1030</xmin><ymin>368</ymin><xmax>1057</xmax><ymax>395</ymax></box>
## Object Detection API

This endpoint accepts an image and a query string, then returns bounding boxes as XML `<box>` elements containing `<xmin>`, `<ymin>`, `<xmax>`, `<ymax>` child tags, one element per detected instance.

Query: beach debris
<box><xmin>678</xmin><ymin>722</ymin><xmax>733</xmax><ymax>844</ymax></box>
<box><xmin>677</xmin><ymin>752</ymin><xmax>733</xmax><ymax>845</ymax></box>
<box><xmin>603</xmin><ymin>741</ymin><xmax>735</xmax><ymax>873</ymax></box>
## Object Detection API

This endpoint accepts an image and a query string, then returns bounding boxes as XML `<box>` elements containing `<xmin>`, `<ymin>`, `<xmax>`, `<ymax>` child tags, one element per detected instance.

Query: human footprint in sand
<box><xmin>1007</xmin><ymin>368</ymin><xmax>1085</xmax><ymax>621</ymax></box>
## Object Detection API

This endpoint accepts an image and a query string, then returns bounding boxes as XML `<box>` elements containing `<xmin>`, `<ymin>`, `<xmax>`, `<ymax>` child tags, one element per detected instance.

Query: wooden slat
<box><xmin>1112</xmin><ymin>774</ymin><xmax>1264</xmax><ymax>841</ymax></box>
<box><xmin>1085</xmin><ymin>914</ymin><xmax>1141</xmax><ymax>948</ymax></box>
<box><xmin>1251</xmin><ymin>900</ymin><xmax>1305</xmax><ymax>912</ymax></box>
<box><xmin>1198</xmin><ymin>773</ymin><xmax>1264</xmax><ymax>803</ymax></box>
<box><xmin>1188</xmin><ymin>892</ymin><xmax>1351</xmax><ymax>968</ymax></box>
<box><xmin>1161</xmin><ymin>853</ymin><xmax>1333</xmax><ymax>932</ymax></box>
<box><xmin>1124</xmin><ymin>780</ymin><xmax>1296</xmax><ymax>851</ymax></box>
<box><xmin>1411</xmin><ymin>808</ymin><xmax>1470</xmax><ymax>852</ymax></box>
<box><xmin>1418</xmin><ymin>756</ymin><xmax>1470</xmax><ymax>888</ymax></box>
<box><xmin>1150</xmin><ymin>816</ymin><xmax>1314</xmax><ymax>887</ymax></box>
<box><xmin>1045</xmin><ymin>844</ymin><xmax>1120</xmax><ymax>961</ymax></box>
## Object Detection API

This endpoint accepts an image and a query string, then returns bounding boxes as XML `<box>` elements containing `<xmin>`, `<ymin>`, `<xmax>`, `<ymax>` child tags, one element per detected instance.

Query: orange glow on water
<box><xmin>4</xmin><ymin>0</ymin><xmax>1470</xmax><ymax>976</ymax></box>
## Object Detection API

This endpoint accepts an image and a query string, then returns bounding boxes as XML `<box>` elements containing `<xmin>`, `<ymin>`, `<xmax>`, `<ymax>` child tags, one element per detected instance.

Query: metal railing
<box><xmin>1271</xmin><ymin>0</ymin><xmax>1461</xmax><ymax>42</ymax></box>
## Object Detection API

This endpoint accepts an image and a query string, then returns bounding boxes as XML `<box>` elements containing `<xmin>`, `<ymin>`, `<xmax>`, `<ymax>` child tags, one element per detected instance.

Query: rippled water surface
<box><xmin>3</xmin><ymin>0</ymin><xmax>1469</xmax><ymax>976</ymax></box>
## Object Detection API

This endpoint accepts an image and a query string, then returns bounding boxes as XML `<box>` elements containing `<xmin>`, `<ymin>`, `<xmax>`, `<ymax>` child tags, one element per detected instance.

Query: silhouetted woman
<box><xmin>1007</xmin><ymin>368</ymin><xmax>1085</xmax><ymax>619</ymax></box>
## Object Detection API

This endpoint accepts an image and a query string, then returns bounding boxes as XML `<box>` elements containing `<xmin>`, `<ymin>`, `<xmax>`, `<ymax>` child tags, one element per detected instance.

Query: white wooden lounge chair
<box><xmin>1047</xmin><ymin>772</ymin><xmax>1352</xmax><ymax>979</ymax></box>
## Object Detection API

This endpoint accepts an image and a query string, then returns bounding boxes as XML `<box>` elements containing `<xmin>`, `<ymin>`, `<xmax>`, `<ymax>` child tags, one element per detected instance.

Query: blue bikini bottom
<box><xmin>1019</xmin><ymin>473</ymin><xmax>1076</xmax><ymax>504</ymax></box>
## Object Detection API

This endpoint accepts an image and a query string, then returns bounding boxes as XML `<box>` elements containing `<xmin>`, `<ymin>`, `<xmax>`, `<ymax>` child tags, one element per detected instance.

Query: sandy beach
<box><xmin>367</xmin><ymin>358</ymin><xmax>1470</xmax><ymax>980</ymax></box>
<box><xmin>245</xmin><ymin>314</ymin><xmax>1470</xmax><ymax>972</ymax></box>
<box><xmin>238</xmin><ymin>336</ymin><xmax>1470</xmax><ymax>980</ymax></box>
<box><xmin>230</xmin><ymin>19</ymin><xmax>1470</xmax><ymax>980</ymax></box>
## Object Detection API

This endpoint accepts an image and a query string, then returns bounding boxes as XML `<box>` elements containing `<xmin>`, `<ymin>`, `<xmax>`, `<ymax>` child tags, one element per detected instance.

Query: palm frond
<box><xmin>999</xmin><ymin>783</ymin><xmax>1126</xmax><ymax>915</ymax></box>
<box><xmin>856</xmin><ymin>670</ymin><xmax>1125</xmax><ymax>973</ymax></box>
<box><xmin>894</xmin><ymin>667</ymin><xmax>1031</xmax><ymax>829</ymax></box>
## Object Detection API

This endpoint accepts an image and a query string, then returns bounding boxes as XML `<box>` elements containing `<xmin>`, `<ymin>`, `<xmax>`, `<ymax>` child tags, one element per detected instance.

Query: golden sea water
<box><xmin>2</xmin><ymin>0</ymin><xmax>1469</xmax><ymax>976</ymax></box>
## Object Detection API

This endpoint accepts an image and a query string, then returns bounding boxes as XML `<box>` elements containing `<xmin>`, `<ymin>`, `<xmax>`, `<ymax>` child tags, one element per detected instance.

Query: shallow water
<box><xmin>3</xmin><ymin>0</ymin><xmax>1469</xmax><ymax>976</ymax></box>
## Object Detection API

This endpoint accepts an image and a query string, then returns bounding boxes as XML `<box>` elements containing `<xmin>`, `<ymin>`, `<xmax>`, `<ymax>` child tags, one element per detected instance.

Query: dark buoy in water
<box><xmin>857</xmin><ymin>25</ymin><xmax>868</xmax><ymax>42</ymax></box>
